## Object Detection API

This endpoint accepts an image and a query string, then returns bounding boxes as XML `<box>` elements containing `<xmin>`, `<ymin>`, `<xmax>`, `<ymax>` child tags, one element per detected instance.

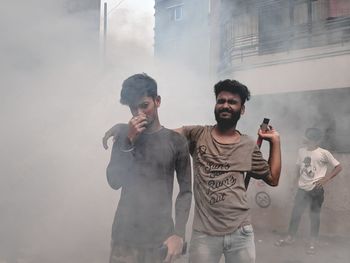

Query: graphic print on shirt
<box><xmin>301</xmin><ymin>156</ymin><xmax>316</xmax><ymax>178</ymax></box>
<box><xmin>195</xmin><ymin>145</ymin><xmax>237</xmax><ymax>205</ymax></box>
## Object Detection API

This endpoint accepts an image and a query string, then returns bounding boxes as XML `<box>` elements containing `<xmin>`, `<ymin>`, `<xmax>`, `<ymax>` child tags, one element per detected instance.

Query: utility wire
<box><xmin>107</xmin><ymin>0</ymin><xmax>128</xmax><ymax>15</ymax></box>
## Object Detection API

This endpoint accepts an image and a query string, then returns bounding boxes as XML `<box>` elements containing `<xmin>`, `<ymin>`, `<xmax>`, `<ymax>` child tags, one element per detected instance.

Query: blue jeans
<box><xmin>288</xmin><ymin>187</ymin><xmax>324</xmax><ymax>239</ymax></box>
<box><xmin>189</xmin><ymin>225</ymin><xmax>255</xmax><ymax>263</ymax></box>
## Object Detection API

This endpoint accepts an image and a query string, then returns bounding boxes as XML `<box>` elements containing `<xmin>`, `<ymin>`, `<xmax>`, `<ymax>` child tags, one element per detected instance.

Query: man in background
<box><xmin>275</xmin><ymin>127</ymin><xmax>342</xmax><ymax>254</ymax></box>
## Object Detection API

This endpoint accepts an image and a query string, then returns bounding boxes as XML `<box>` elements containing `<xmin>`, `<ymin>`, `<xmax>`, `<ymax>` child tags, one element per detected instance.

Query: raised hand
<box><xmin>127</xmin><ymin>113</ymin><xmax>148</xmax><ymax>144</ymax></box>
<box><xmin>258</xmin><ymin>125</ymin><xmax>280</xmax><ymax>143</ymax></box>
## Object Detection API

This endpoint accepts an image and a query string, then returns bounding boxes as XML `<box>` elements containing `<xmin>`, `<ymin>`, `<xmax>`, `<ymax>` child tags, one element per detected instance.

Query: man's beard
<box><xmin>215</xmin><ymin>109</ymin><xmax>241</xmax><ymax>130</ymax></box>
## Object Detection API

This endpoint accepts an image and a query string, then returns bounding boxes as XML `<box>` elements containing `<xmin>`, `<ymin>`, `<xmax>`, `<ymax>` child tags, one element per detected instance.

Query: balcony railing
<box><xmin>219</xmin><ymin>0</ymin><xmax>350</xmax><ymax>72</ymax></box>
<box><xmin>219</xmin><ymin>15</ymin><xmax>350</xmax><ymax>72</ymax></box>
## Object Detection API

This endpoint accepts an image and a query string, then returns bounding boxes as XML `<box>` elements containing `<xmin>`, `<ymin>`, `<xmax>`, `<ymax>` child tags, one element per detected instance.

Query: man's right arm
<box><xmin>103</xmin><ymin>125</ymin><xmax>188</xmax><ymax>150</ymax></box>
<box><xmin>106</xmin><ymin>133</ymin><xmax>134</xmax><ymax>190</ymax></box>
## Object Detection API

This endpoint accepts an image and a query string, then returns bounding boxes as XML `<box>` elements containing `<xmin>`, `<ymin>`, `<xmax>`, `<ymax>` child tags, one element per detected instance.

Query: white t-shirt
<box><xmin>296</xmin><ymin>147</ymin><xmax>340</xmax><ymax>191</ymax></box>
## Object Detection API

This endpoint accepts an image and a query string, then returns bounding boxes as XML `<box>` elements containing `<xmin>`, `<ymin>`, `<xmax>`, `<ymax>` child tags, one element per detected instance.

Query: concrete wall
<box><xmin>243</xmin><ymin>89</ymin><xmax>350</xmax><ymax>237</ymax></box>
<box><xmin>229</xmin><ymin>47</ymin><xmax>350</xmax><ymax>95</ymax></box>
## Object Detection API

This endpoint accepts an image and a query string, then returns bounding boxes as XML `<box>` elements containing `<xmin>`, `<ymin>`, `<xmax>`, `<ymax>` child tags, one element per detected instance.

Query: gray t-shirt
<box><xmin>183</xmin><ymin>125</ymin><xmax>270</xmax><ymax>235</ymax></box>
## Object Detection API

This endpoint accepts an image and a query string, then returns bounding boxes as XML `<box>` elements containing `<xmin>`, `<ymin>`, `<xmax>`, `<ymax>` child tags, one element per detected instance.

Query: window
<box><xmin>167</xmin><ymin>4</ymin><xmax>184</xmax><ymax>21</ymax></box>
<box><xmin>312</xmin><ymin>0</ymin><xmax>328</xmax><ymax>21</ymax></box>
<box><xmin>293</xmin><ymin>0</ymin><xmax>329</xmax><ymax>24</ymax></box>
<box><xmin>258</xmin><ymin>1</ymin><xmax>290</xmax><ymax>53</ymax></box>
<box><xmin>329</xmin><ymin>0</ymin><xmax>350</xmax><ymax>18</ymax></box>
<box><xmin>293</xmin><ymin>2</ymin><xmax>308</xmax><ymax>25</ymax></box>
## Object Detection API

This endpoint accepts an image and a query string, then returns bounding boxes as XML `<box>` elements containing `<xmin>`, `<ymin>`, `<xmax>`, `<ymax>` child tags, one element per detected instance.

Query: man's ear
<box><xmin>240</xmin><ymin>104</ymin><xmax>245</xmax><ymax>115</ymax></box>
<box><xmin>155</xmin><ymin>95</ymin><xmax>161</xmax><ymax>108</ymax></box>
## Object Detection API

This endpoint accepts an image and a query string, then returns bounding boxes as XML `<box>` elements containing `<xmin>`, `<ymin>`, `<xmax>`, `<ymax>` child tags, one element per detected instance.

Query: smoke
<box><xmin>2</xmin><ymin>0</ymin><xmax>349</xmax><ymax>262</ymax></box>
<box><xmin>0</xmin><ymin>1</ymin><xmax>213</xmax><ymax>262</ymax></box>
<box><xmin>209</xmin><ymin>1</ymin><xmax>350</xmax><ymax>262</ymax></box>
<box><xmin>0</xmin><ymin>1</ymin><xmax>153</xmax><ymax>262</ymax></box>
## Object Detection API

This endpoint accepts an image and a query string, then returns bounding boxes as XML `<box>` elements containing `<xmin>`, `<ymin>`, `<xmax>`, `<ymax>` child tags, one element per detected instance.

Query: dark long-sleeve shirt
<box><xmin>107</xmin><ymin>125</ymin><xmax>192</xmax><ymax>248</ymax></box>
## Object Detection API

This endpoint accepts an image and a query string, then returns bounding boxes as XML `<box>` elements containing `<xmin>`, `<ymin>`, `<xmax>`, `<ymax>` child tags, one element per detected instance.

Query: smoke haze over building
<box><xmin>1</xmin><ymin>0</ymin><xmax>350</xmax><ymax>262</ymax></box>
<box><xmin>0</xmin><ymin>1</ymin><xmax>211</xmax><ymax>262</ymax></box>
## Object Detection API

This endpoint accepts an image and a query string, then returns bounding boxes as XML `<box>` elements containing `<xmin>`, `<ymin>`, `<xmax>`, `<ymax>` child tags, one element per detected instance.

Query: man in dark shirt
<box><xmin>106</xmin><ymin>73</ymin><xmax>192</xmax><ymax>263</ymax></box>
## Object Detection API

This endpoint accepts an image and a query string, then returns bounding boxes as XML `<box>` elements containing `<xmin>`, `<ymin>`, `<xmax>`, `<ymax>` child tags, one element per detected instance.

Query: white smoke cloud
<box><xmin>0</xmin><ymin>1</ymin><xmax>155</xmax><ymax>262</ymax></box>
<box><xmin>3</xmin><ymin>1</ymin><xmax>348</xmax><ymax>262</ymax></box>
<box><xmin>0</xmin><ymin>1</ymin><xmax>212</xmax><ymax>262</ymax></box>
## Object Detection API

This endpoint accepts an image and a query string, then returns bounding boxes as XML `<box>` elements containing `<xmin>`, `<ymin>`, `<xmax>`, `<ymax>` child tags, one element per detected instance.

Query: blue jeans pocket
<box><xmin>239</xmin><ymin>224</ymin><xmax>254</xmax><ymax>236</ymax></box>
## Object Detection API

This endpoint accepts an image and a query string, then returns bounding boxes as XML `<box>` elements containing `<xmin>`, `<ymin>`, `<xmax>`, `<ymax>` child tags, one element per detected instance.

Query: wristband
<box><xmin>120</xmin><ymin>146</ymin><xmax>134</xmax><ymax>153</ymax></box>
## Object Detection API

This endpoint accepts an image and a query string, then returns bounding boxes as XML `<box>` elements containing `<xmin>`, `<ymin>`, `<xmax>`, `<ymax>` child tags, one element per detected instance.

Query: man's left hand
<box><xmin>102</xmin><ymin>124</ymin><xmax>121</xmax><ymax>149</ymax></box>
<box><xmin>163</xmin><ymin>235</ymin><xmax>183</xmax><ymax>263</ymax></box>
<box><xmin>258</xmin><ymin>125</ymin><xmax>280</xmax><ymax>143</ymax></box>
<box><xmin>314</xmin><ymin>177</ymin><xmax>328</xmax><ymax>188</ymax></box>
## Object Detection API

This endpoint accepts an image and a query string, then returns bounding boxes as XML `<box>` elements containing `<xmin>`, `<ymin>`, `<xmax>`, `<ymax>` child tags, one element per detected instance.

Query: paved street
<box><xmin>255</xmin><ymin>228</ymin><xmax>350</xmax><ymax>263</ymax></box>
<box><xmin>177</xmin><ymin>226</ymin><xmax>350</xmax><ymax>263</ymax></box>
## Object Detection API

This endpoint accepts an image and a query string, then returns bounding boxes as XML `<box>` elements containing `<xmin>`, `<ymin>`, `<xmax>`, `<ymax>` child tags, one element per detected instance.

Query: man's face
<box><xmin>302</xmin><ymin>137</ymin><xmax>319</xmax><ymax>148</ymax></box>
<box><xmin>214</xmin><ymin>91</ymin><xmax>244</xmax><ymax>129</ymax></box>
<box><xmin>129</xmin><ymin>96</ymin><xmax>160</xmax><ymax>128</ymax></box>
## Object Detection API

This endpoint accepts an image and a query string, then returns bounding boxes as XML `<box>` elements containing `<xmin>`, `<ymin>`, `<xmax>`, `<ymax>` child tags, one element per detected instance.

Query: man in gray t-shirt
<box><xmin>173</xmin><ymin>80</ymin><xmax>281</xmax><ymax>263</ymax></box>
<box><xmin>181</xmin><ymin>126</ymin><xmax>270</xmax><ymax>237</ymax></box>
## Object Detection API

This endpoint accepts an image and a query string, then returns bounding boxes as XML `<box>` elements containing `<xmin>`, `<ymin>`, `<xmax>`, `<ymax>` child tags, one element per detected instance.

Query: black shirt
<box><xmin>107</xmin><ymin>125</ymin><xmax>192</xmax><ymax>248</ymax></box>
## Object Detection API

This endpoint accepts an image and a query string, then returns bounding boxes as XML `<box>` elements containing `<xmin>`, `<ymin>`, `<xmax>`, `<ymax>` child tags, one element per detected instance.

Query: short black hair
<box><xmin>120</xmin><ymin>73</ymin><xmax>157</xmax><ymax>105</ymax></box>
<box><xmin>305</xmin><ymin>127</ymin><xmax>323</xmax><ymax>142</ymax></box>
<box><xmin>214</xmin><ymin>79</ymin><xmax>251</xmax><ymax>104</ymax></box>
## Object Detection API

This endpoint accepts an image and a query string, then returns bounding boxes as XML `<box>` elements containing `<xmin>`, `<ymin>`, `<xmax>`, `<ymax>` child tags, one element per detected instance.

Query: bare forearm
<box><xmin>325</xmin><ymin>164</ymin><xmax>342</xmax><ymax>181</ymax></box>
<box><xmin>266</xmin><ymin>138</ymin><xmax>281</xmax><ymax>186</ymax></box>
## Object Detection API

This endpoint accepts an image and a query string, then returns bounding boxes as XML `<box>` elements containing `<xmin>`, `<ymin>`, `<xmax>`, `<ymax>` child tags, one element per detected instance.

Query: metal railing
<box><xmin>219</xmin><ymin>1</ymin><xmax>350</xmax><ymax>71</ymax></box>
<box><xmin>220</xmin><ymin>15</ymin><xmax>350</xmax><ymax>71</ymax></box>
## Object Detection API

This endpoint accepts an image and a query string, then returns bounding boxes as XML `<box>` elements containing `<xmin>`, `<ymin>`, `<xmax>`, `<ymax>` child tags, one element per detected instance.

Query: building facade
<box><xmin>154</xmin><ymin>0</ymin><xmax>211</xmax><ymax>74</ymax></box>
<box><xmin>210</xmin><ymin>0</ymin><xmax>350</xmax><ymax>236</ymax></box>
<box><xmin>211</xmin><ymin>0</ymin><xmax>350</xmax><ymax>91</ymax></box>
<box><xmin>65</xmin><ymin>0</ymin><xmax>101</xmax><ymax>43</ymax></box>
